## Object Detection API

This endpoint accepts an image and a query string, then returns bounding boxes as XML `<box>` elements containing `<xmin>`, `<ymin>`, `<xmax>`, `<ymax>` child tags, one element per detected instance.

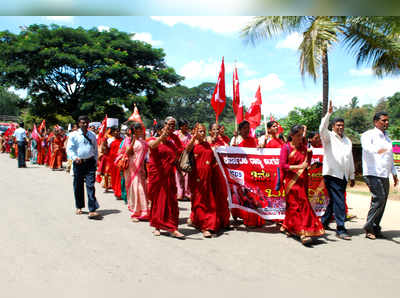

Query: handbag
<box><xmin>116</xmin><ymin>153</ymin><xmax>129</xmax><ymax>170</ymax></box>
<box><xmin>178</xmin><ymin>149</ymin><xmax>194</xmax><ymax>173</ymax></box>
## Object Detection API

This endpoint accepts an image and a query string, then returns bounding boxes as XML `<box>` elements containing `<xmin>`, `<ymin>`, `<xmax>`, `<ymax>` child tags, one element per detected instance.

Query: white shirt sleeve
<box><xmin>319</xmin><ymin>111</ymin><xmax>331</xmax><ymax>145</ymax></box>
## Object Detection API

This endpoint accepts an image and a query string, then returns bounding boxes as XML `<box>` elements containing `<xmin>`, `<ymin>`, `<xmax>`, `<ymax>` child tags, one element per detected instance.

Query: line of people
<box><xmin>3</xmin><ymin>102</ymin><xmax>397</xmax><ymax>245</ymax></box>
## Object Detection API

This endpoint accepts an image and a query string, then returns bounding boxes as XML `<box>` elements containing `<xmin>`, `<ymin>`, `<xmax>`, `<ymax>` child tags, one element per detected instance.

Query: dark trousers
<box><xmin>17</xmin><ymin>141</ymin><xmax>26</xmax><ymax>167</ymax></box>
<box><xmin>321</xmin><ymin>175</ymin><xmax>347</xmax><ymax>233</ymax></box>
<box><xmin>73</xmin><ymin>157</ymin><xmax>99</xmax><ymax>212</ymax></box>
<box><xmin>363</xmin><ymin>175</ymin><xmax>390</xmax><ymax>234</ymax></box>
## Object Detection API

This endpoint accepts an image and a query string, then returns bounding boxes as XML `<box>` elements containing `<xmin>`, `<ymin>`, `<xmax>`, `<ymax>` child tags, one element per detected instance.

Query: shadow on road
<box><xmin>98</xmin><ymin>209</ymin><xmax>121</xmax><ymax>217</ymax></box>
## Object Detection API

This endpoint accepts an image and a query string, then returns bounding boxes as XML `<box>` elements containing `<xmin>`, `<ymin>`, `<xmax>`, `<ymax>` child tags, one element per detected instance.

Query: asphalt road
<box><xmin>1</xmin><ymin>153</ymin><xmax>399</xmax><ymax>298</ymax></box>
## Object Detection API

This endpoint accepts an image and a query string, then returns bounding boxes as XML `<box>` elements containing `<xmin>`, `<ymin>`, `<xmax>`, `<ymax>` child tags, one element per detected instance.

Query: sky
<box><xmin>1</xmin><ymin>16</ymin><xmax>400</xmax><ymax>118</ymax></box>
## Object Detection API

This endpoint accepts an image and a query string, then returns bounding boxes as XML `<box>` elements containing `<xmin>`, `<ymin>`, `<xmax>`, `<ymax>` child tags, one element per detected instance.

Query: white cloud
<box><xmin>179</xmin><ymin>59</ymin><xmax>257</xmax><ymax>81</ymax></box>
<box><xmin>349</xmin><ymin>68</ymin><xmax>373</xmax><ymax>77</ymax></box>
<box><xmin>131</xmin><ymin>32</ymin><xmax>163</xmax><ymax>46</ymax></box>
<box><xmin>44</xmin><ymin>16</ymin><xmax>74</xmax><ymax>23</ymax></box>
<box><xmin>276</xmin><ymin>32</ymin><xmax>302</xmax><ymax>50</ymax></box>
<box><xmin>97</xmin><ymin>26</ymin><xmax>110</xmax><ymax>32</ymax></box>
<box><xmin>8</xmin><ymin>87</ymin><xmax>28</xmax><ymax>99</ymax></box>
<box><xmin>151</xmin><ymin>16</ymin><xmax>254</xmax><ymax>35</ymax></box>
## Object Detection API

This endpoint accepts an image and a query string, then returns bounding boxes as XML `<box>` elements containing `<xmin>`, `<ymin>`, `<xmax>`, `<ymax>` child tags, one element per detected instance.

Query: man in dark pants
<box><xmin>66</xmin><ymin>115</ymin><xmax>101</xmax><ymax>219</ymax></box>
<box><xmin>13</xmin><ymin>122</ymin><xmax>27</xmax><ymax>168</ymax></box>
<box><xmin>319</xmin><ymin>101</ymin><xmax>355</xmax><ymax>240</ymax></box>
<box><xmin>361</xmin><ymin>112</ymin><xmax>398</xmax><ymax>239</ymax></box>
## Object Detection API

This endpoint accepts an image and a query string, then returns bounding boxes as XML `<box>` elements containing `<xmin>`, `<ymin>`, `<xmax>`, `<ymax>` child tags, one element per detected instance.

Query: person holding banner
<box><xmin>319</xmin><ymin>101</ymin><xmax>355</xmax><ymax>240</ymax></box>
<box><xmin>230</xmin><ymin>120</ymin><xmax>264</xmax><ymax>228</ymax></box>
<box><xmin>148</xmin><ymin>117</ymin><xmax>185</xmax><ymax>239</ymax></box>
<box><xmin>207</xmin><ymin>123</ymin><xmax>228</xmax><ymax>147</ymax></box>
<box><xmin>279</xmin><ymin>125</ymin><xmax>324</xmax><ymax>245</ymax></box>
<box><xmin>186</xmin><ymin>123</ymin><xmax>230</xmax><ymax>238</ymax></box>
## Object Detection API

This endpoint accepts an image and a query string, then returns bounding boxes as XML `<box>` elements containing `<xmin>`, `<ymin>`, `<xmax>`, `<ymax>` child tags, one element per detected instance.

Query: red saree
<box><xmin>189</xmin><ymin>142</ymin><xmax>230</xmax><ymax>233</ymax></box>
<box><xmin>279</xmin><ymin>143</ymin><xmax>324</xmax><ymax>237</ymax></box>
<box><xmin>148</xmin><ymin>134</ymin><xmax>183</xmax><ymax>232</ymax></box>
<box><xmin>108</xmin><ymin>137</ymin><xmax>123</xmax><ymax>197</ymax></box>
<box><xmin>49</xmin><ymin>135</ymin><xmax>64</xmax><ymax>169</ymax></box>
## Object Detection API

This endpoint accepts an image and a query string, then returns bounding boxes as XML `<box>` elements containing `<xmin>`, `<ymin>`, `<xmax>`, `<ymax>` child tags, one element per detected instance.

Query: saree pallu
<box><xmin>281</xmin><ymin>144</ymin><xmax>324</xmax><ymax>237</ymax></box>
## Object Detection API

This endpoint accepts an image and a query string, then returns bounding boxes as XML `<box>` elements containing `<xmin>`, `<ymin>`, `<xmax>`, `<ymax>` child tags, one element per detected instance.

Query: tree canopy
<box><xmin>0</xmin><ymin>87</ymin><xmax>21</xmax><ymax>116</ymax></box>
<box><xmin>0</xmin><ymin>24</ymin><xmax>183</xmax><ymax>124</ymax></box>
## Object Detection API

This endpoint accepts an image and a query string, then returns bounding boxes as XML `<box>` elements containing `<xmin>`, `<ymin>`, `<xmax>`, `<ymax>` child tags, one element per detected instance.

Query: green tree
<box><xmin>279</xmin><ymin>102</ymin><xmax>323</xmax><ymax>134</ymax></box>
<box><xmin>241</xmin><ymin>16</ymin><xmax>400</xmax><ymax>116</ymax></box>
<box><xmin>0</xmin><ymin>24</ymin><xmax>182</xmax><ymax>124</ymax></box>
<box><xmin>387</xmin><ymin>92</ymin><xmax>400</xmax><ymax>139</ymax></box>
<box><xmin>0</xmin><ymin>87</ymin><xmax>21</xmax><ymax>116</ymax></box>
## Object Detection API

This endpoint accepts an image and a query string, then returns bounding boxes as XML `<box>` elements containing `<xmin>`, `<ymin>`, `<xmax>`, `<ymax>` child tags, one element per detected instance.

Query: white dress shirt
<box><xmin>66</xmin><ymin>129</ymin><xmax>98</xmax><ymax>161</ymax></box>
<box><xmin>361</xmin><ymin>127</ymin><xmax>397</xmax><ymax>178</ymax></box>
<box><xmin>319</xmin><ymin>111</ymin><xmax>355</xmax><ymax>181</ymax></box>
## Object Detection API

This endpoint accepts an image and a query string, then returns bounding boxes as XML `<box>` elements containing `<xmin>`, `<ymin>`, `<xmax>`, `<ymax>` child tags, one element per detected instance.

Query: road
<box><xmin>1</xmin><ymin>153</ymin><xmax>399</xmax><ymax>298</ymax></box>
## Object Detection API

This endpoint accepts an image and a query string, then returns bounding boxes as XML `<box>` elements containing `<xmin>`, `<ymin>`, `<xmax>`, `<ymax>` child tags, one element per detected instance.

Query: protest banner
<box><xmin>215</xmin><ymin>146</ymin><xmax>329</xmax><ymax>220</ymax></box>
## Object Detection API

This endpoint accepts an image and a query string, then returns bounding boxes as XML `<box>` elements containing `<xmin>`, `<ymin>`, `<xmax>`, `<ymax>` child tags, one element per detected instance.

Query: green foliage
<box><xmin>387</xmin><ymin>92</ymin><xmax>400</xmax><ymax>139</ymax></box>
<box><xmin>279</xmin><ymin>102</ymin><xmax>323</xmax><ymax>135</ymax></box>
<box><xmin>0</xmin><ymin>24</ymin><xmax>182</xmax><ymax>125</ymax></box>
<box><xmin>0</xmin><ymin>87</ymin><xmax>21</xmax><ymax>116</ymax></box>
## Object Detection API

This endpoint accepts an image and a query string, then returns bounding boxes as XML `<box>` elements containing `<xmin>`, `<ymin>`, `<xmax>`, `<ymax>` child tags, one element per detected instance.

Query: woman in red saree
<box><xmin>279</xmin><ymin>125</ymin><xmax>325</xmax><ymax>245</ymax></box>
<box><xmin>259</xmin><ymin>121</ymin><xmax>286</xmax><ymax>148</ymax></box>
<box><xmin>117</xmin><ymin>122</ymin><xmax>149</xmax><ymax>222</ymax></box>
<box><xmin>107</xmin><ymin>127</ymin><xmax>123</xmax><ymax>199</ymax></box>
<box><xmin>230</xmin><ymin>120</ymin><xmax>264</xmax><ymax>228</ymax></box>
<box><xmin>186</xmin><ymin>124</ymin><xmax>230</xmax><ymax>238</ymax></box>
<box><xmin>148</xmin><ymin>117</ymin><xmax>185</xmax><ymax>239</ymax></box>
<box><xmin>49</xmin><ymin>129</ymin><xmax>64</xmax><ymax>170</ymax></box>
<box><xmin>206</xmin><ymin>123</ymin><xmax>229</xmax><ymax>147</ymax></box>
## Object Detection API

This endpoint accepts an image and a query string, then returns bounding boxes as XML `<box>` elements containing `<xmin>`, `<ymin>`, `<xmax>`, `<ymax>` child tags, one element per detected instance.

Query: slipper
<box><xmin>365</xmin><ymin>232</ymin><xmax>376</xmax><ymax>240</ymax></box>
<box><xmin>300</xmin><ymin>235</ymin><xmax>312</xmax><ymax>245</ymax></box>
<box><xmin>88</xmin><ymin>212</ymin><xmax>101</xmax><ymax>220</ymax></box>
<box><xmin>75</xmin><ymin>209</ymin><xmax>83</xmax><ymax>215</ymax></box>
<box><xmin>169</xmin><ymin>230</ymin><xmax>185</xmax><ymax>240</ymax></box>
<box><xmin>202</xmin><ymin>230</ymin><xmax>212</xmax><ymax>238</ymax></box>
<box><xmin>336</xmin><ymin>232</ymin><xmax>352</xmax><ymax>240</ymax></box>
<box><xmin>153</xmin><ymin>230</ymin><xmax>161</xmax><ymax>236</ymax></box>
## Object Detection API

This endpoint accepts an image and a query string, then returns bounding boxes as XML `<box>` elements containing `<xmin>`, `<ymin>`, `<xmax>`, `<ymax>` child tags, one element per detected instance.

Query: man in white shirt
<box><xmin>319</xmin><ymin>101</ymin><xmax>355</xmax><ymax>240</ymax></box>
<box><xmin>13</xmin><ymin>122</ymin><xmax>27</xmax><ymax>168</ymax></box>
<box><xmin>361</xmin><ymin>112</ymin><xmax>398</xmax><ymax>239</ymax></box>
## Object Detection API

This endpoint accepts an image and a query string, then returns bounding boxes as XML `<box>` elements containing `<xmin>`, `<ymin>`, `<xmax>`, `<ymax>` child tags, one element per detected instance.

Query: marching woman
<box><xmin>174</xmin><ymin>120</ymin><xmax>192</xmax><ymax>201</ymax></box>
<box><xmin>186</xmin><ymin>123</ymin><xmax>230</xmax><ymax>238</ymax></box>
<box><xmin>148</xmin><ymin>116</ymin><xmax>185</xmax><ymax>239</ymax></box>
<box><xmin>107</xmin><ymin>127</ymin><xmax>123</xmax><ymax>199</ymax></box>
<box><xmin>279</xmin><ymin>125</ymin><xmax>325</xmax><ymax>245</ymax></box>
<box><xmin>259</xmin><ymin>121</ymin><xmax>286</xmax><ymax>148</ymax></box>
<box><xmin>230</xmin><ymin>120</ymin><xmax>265</xmax><ymax>228</ymax></box>
<box><xmin>49</xmin><ymin>128</ymin><xmax>65</xmax><ymax>170</ymax></box>
<box><xmin>117</xmin><ymin>122</ymin><xmax>149</xmax><ymax>222</ymax></box>
<box><xmin>206</xmin><ymin>123</ymin><xmax>228</xmax><ymax>147</ymax></box>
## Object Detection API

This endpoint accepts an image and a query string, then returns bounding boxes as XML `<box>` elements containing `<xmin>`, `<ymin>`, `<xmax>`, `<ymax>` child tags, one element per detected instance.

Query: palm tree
<box><xmin>241</xmin><ymin>16</ymin><xmax>400</xmax><ymax>116</ymax></box>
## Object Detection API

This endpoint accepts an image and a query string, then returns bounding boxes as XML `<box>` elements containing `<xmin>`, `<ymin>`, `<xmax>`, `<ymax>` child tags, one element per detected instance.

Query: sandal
<box><xmin>131</xmin><ymin>217</ymin><xmax>139</xmax><ymax>222</ymax></box>
<box><xmin>202</xmin><ymin>230</ymin><xmax>212</xmax><ymax>238</ymax></box>
<box><xmin>169</xmin><ymin>230</ymin><xmax>185</xmax><ymax>240</ymax></box>
<box><xmin>153</xmin><ymin>229</ymin><xmax>161</xmax><ymax>236</ymax></box>
<box><xmin>365</xmin><ymin>232</ymin><xmax>376</xmax><ymax>240</ymax></box>
<box><xmin>88</xmin><ymin>212</ymin><xmax>101</xmax><ymax>220</ymax></box>
<box><xmin>300</xmin><ymin>235</ymin><xmax>312</xmax><ymax>245</ymax></box>
<box><xmin>75</xmin><ymin>209</ymin><xmax>83</xmax><ymax>215</ymax></box>
<box><xmin>336</xmin><ymin>232</ymin><xmax>352</xmax><ymax>240</ymax></box>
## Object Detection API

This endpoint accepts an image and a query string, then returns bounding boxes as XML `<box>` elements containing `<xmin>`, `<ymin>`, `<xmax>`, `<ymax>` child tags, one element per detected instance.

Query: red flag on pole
<box><xmin>38</xmin><ymin>119</ymin><xmax>46</xmax><ymax>133</ymax></box>
<box><xmin>211</xmin><ymin>57</ymin><xmax>226</xmax><ymax>123</ymax></box>
<box><xmin>245</xmin><ymin>85</ymin><xmax>262</xmax><ymax>132</ymax></box>
<box><xmin>233</xmin><ymin>66</ymin><xmax>243</xmax><ymax>124</ymax></box>
<box><xmin>97</xmin><ymin>115</ymin><xmax>108</xmax><ymax>145</ymax></box>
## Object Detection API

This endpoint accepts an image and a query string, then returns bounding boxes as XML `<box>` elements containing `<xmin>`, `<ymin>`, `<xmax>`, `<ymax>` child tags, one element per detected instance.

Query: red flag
<box><xmin>97</xmin><ymin>115</ymin><xmax>108</xmax><ymax>145</ymax></box>
<box><xmin>153</xmin><ymin>119</ymin><xmax>157</xmax><ymax>126</ymax></box>
<box><xmin>270</xmin><ymin>116</ymin><xmax>284</xmax><ymax>134</ymax></box>
<box><xmin>31</xmin><ymin>124</ymin><xmax>40</xmax><ymax>142</ymax></box>
<box><xmin>128</xmin><ymin>104</ymin><xmax>143</xmax><ymax>124</ymax></box>
<box><xmin>38</xmin><ymin>120</ymin><xmax>46</xmax><ymax>133</ymax></box>
<box><xmin>245</xmin><ymin>85</ymin><xmax>262</xmax><ymax>130</ymax></box>
<box><xmin>211</xmin><ymin>57</ymin><xmax>226</xmax><ymax>122</ymax></box>
<box><xmin>233</xmin><ymin>66</ymin><xmax>243</xmax><ymax>124</ymax></box>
